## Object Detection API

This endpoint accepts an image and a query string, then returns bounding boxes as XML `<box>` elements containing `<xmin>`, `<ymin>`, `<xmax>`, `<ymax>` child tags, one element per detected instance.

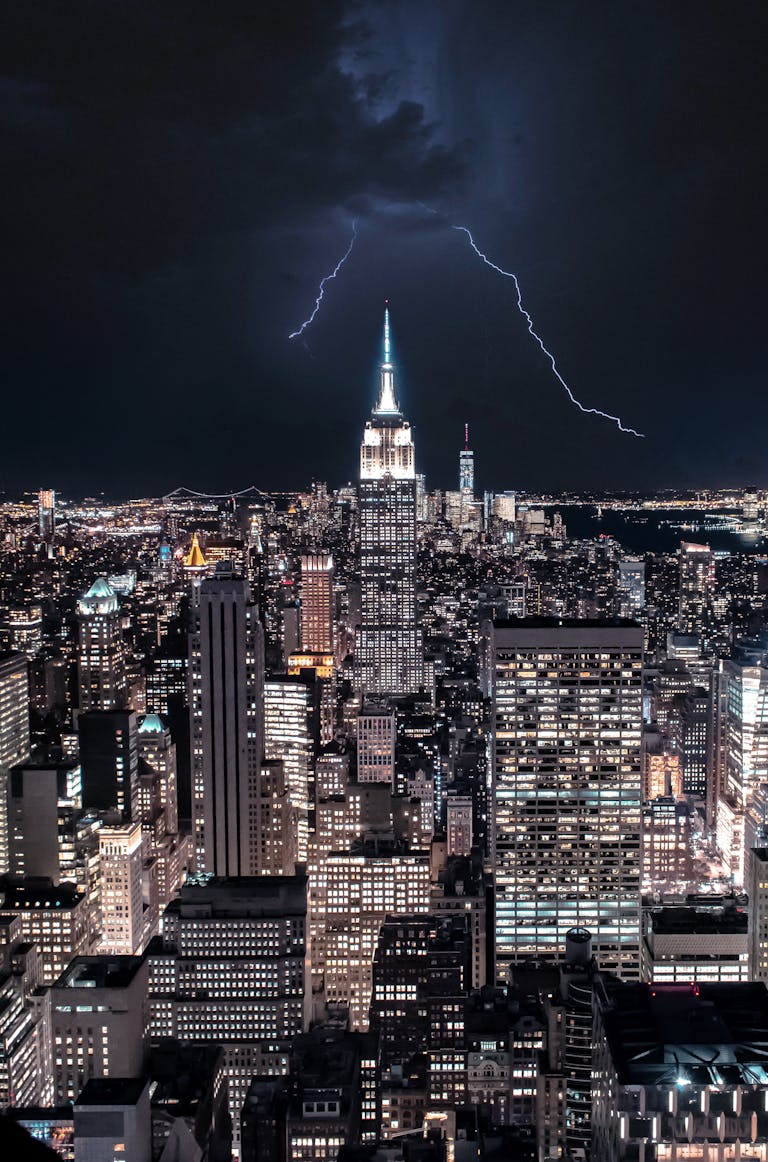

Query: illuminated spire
<box><xmin>374</xmin><ymin>302</ymin><xmax>399</xmax><ymax>415</ymax></box>
<box><xmin>465</xmin><ymin>422</ymin><xmax>469</xmax><ymax>451</ymax></box>
<box><xmin>183</xmin><ymin>532</ymin><xmax>207</xmax><ymax>569</ymax></box>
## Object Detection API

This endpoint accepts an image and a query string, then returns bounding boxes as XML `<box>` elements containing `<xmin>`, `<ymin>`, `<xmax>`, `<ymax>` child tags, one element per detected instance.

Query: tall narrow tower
<box><xmin>459</xmin><ymin>423</ymin><xmax>474</xmax><ymax>495</ymax></box>
<box><xmin>355</xmin><ymin>308</ymin><xmax>424</xmax><ymax>696</ymax></box>
<box><xmin>188</xmin><ymin>571</ymin><xmax>265</xmax><ymax>875</ymax></box>
<box><xmin>77</xmin><ymin>578</ymin><xmax>127</xmax><ymax>712</ymax></box>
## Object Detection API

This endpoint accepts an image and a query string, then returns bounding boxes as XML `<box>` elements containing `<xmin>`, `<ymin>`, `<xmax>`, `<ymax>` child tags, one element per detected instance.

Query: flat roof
<box><xmin>75</xmin><ymin>1077</ymin><xmax>148</xmax><ymax>1107</ymax></box>
<box><xmin>493</xmin><ymin>617</ymin><xmax>641</xmax><ymax>629</ymax></box>
<box><xmin>600</xmin><ymin>981</ymin><xmax>768</xmax><ymax>1087</ymax></box>
<box><xmin>648</xmin><ymin>907</ymin><xmax>747</xmax><ymax>936</ymax></box>
<box><xmin>55</xmin><ymin>956</ymin><xmax>145</xmax><ymax>991</ymax></box>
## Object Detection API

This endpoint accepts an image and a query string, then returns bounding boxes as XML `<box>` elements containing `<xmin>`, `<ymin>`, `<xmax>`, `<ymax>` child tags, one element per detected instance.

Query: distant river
<box><xmin>548</xmin><ymin>506</ymin><xmax>768</xmax><ymax>555</ymax></box>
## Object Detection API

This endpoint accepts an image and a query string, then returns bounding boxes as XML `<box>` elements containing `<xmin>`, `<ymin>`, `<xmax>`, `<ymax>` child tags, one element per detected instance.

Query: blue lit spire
<box><xmin>374</xmin><ymin>301</ymin><xmax>399</xmax><ymax>414</ymax></box>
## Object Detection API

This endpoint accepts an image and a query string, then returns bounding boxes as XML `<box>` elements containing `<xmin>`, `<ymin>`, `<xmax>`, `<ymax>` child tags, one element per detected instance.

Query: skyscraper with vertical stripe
<box><xmin>189</xmin><ymin>572</ymin><xmax>265</xmax><ymax>874</ymax></box>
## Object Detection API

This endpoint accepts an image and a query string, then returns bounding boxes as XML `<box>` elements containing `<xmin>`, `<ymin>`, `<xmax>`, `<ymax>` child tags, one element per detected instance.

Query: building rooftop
<box><xmin>0</xmin><ymin>880</ymin><xmax>84</xmax><ymax>911</ymax></box>
<box><xmin>75</xmin><ymin>1077</ymin><xmax>149</xmax><ymax>1107</ymax></box>
<box><xmin>148</xmin><ymin>1040</ymin><xmax>225</xmax><ymax>1113</ymax></box>
<box><xmin>493</xmin><ymin>616</ymin><xmax>641</xmax><ymax>629</ymax></box>
<box><xmin>55</xmin><ymin>956</ymin><xmax>145</xmax><ymax>991</ymax></box>
<box><xmin>598</xmin><ymin>981</ymin><xmax>768</xmax><ymax>1088</ymax></box>
<box><xmin>138</xmin><ymin>713</ymin><xmax>165</xmax><ymax>734</ymax></box>
<box><xmin>165</xmin><ymin>874</ymin><xmax>307</xmax><ymax>919</ymax></box>
<box><xmin>647</xmin><ymin>905</ymin><xmax>748</xmax><ymax>936</ymax></box>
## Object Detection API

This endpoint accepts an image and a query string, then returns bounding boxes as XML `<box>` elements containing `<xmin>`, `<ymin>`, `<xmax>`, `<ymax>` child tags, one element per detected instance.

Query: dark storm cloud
<box><xmin>1</xmin><ymin>0</ymin><xmax>465</xmax><ymax>277</ymax></box>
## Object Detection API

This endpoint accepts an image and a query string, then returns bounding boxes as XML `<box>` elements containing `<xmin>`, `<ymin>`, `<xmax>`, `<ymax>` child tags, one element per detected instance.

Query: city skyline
<box><xmin>2</xmin><ymin>3</ymin><xmax>767</xmax><ymax>495</ymax></box>
<box><xmin>4</xmin><ymin>5</ymin><xmax>768</xmax><ymax>1159</ymax></box>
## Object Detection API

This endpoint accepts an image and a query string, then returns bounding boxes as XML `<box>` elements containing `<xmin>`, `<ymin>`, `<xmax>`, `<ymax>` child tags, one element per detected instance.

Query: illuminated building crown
<box><xmin>360</xmin><ymin>306</ymin><xmax>415</xmax><ymax>481</ymax></box>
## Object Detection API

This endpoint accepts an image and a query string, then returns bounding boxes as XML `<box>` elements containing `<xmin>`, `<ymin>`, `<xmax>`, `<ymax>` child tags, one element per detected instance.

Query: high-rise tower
<box><xmin>188</xmin><ymin>571</ymin><xmax>265</xmax><ymax>875</ymax></box>
<box><xmin>678</xmin><ymin>541</ymin><xmax>714</xmax><ymax>637</ymax></box>
<box><xmin>39</xmin><ymin>488</ymin><xmax>55</xmax><ymax>543</ymax></box>
<box><xmin>300</xmin><ymin>553</ymin><xmax>334</xmax><ymax>655</ymax></box>
<box><xmin>77</xmin><ymin>578</ymin><xmax>127</xmax><ymax>712</ymax></box>
<box><xmin>491</xmin><ymin>618</ymin><xmax>643</xmax><ymax>981</ymax></box>
<box><xmin>355</xmin><ymin>308</ymin><xmax>424</xmax><ymax>696</ymax></box>
<box><xmin>459</xmin><ymin>423</ymin><xmax>474</xmax><ymax>495</ymax></box>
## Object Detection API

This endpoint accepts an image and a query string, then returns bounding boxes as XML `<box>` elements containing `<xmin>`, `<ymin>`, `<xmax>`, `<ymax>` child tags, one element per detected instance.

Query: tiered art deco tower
<box><xmin>355</xmin><ymin>309</ymin><xmax>424</xmax><ymax>696</ymax></box>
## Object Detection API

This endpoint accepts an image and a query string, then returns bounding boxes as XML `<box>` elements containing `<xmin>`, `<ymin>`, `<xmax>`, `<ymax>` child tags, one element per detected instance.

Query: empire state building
<box><xmin>355</xmin><ymin>308</ymin><xmax>425</xmax><ymax>696</ymax></box>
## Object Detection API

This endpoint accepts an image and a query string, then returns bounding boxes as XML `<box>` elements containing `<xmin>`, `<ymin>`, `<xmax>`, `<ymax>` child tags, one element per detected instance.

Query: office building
<box><xmin>323</xmin><ymin>838</ymin><xmax>431</xmax><ymax>1030</ymax></box>
<box><xmin>430</xmin><ymin>855</ymin><xmax>489</xmax><ymax>990</ymax></box>
<box><xmin>250</xmin><ymin>760</ymin><xmax>299</xmax><ymax>875</ymax></box>
<box><xmin>77</xmin><ymin>577</ymin><xmax>127</xmax><ymax>712</ymax></box>
<box><xmin>147</xmin><ymin>1040</ymin><xmax>231</xmax><ymax>1162</ymax></box>
<box><xmin>39</xmin><ymin>488</ymin><xmax>56</xmax><ymax>543</ymax></box>
<box><xmin>0</xmin><ymin>913</ymin><xmax>51</xmax><ymax>1109</ymax></box>
<box><xmin>308</xmin><ymin>781</ymin><xmax>394</xmax><ymax>983</ymax></box>
<box><xmin>355</xmin><ymin>308</ymin><xmax>425</xmax><ymax>697</ymax></box>
<box><xmin>188</xmin><ymin>571</ymin><xmax>265</xmax><ymax>875</ymax></box>
<box><xmin>716</xmin><ymin>653</ymin><xmax>768</xmax><ymax>885</ymax></box>
<box><xmin>300</xmin><ymin>554</ymin><xmax>334</xmax><ymax>655</ymax></box>
<box><xmin>74</xmin><ymin>1077</ymin><xmax>151</xmax><ymax>1162</ymax></box>
<box><xmin>641</xmin><ymin>796</ymin><xmax>695</xmax><ymax>891</ymax></box>
<box><xmin>592</xmin><ymin>979</ymin><xmax>768</xmax><ymax>1160</ymax></box>
<box><xmin>79</xmin><ymin>709</ymin><xmax>139</xmax><ymax>821</ymax></box>
<box><xmin>8</xmin><ymin>759</ymin><xmax>81</xmax><ymax>882</ymax></box>
<box><xmin>97</xmin><ymin>821</ymin><xmax>144</xmax><ymax>955</ymax></box>
<box><xmin>147</xmin><ymin>875</ymin><xmax>307</xmax><ymax>1152</ymax></box>
<box><xmin>616</xmin><ymin>558</ymin><xmax>645</xmax><ymax>619</ymax></box>
<box><xmin>492</xmin><ymin>619</ymin><xmax>643</xmax><ymax>981</ymax></box>
<box><xmin>51</xmin><ymin>955</ymin><xmax>148</xmax><ymax>1103</ymax></box>
<box><xmin>356</xmin><ymin>706</ymin><xmax>396</xmax><ymax>784</ymax></box>
<box><xmin>6</xmin><ymin>605</ymin><xmax>43</xmax><ymax>657</ymax></box>
<box><xmin>137</xmin><ymin>714</ymin><xmax>178</xmax><ymax>835</ymax></box>
<box><xmin>679</xmin><ymin>688</ymin><xmax>710</xmax><ymax>797</ymax></box>
<box><xmin>0</xmin><ymin>651</ymin><xmax>31</xmax><ymax>875</ymax></box>
<box><xmin>748</xmin><ymin>847</ymin><xmax>768</xmax><ymax>982</ymax></box>
<box><xmin>0</xmin><ymin>880</ymin><xmax>93</xmax><ymax>985</ymax></box>
<box><xmin>677</xmin><ymin>541</ymin><xmax>715</xmax><ymax>637</ymax></box>
<box><xmin>642</xmin><ymin>744</ymin><xmax>682</xmax><ymax>801</ymax></box>
<box><xmin>264</xmin><ymin>675</ymin><xmax>317</xmax><ymax>863</ymax></box>
<box><xmin>369</xmin><ymin>914</ymin><xmax>471</xmax><ymax>1067</ymax></box>
<box><xmin>642</xmin><ymin>900</ymin><xmax>749</xmax><ymax>983</ymax></box>
<box><xmin>446</xmin><ymin>795</ymin><xmax>473</xmax><ymax>856</ymax></box>
<box><xmin>241</xmin><ymin>1028</ymin><xmax>379</xmax><ymax>1162</ymax></box>
<box><xmin>136</xmin><ymin>714</ymin><xmax>190</xmax><ymax>912</ymax></box>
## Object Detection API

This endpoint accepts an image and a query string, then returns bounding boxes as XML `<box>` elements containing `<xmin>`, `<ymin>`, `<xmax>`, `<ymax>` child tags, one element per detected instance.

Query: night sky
<box><xmin>2</xmin><ymin>1</ymin><xmax>766</xmax><ymax>497</ymax></box>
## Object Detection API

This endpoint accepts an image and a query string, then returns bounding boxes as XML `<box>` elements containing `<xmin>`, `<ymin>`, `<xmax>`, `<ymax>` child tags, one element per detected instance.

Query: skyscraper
<box><xmin>38</xmin><ymin>488</ymin><xmax>55</xmax><ymax>543</ymax></box>
<box><xmin>678</xmin><ymin>541</ymin><xmax>715</xmax><ymax>637</ymax></box>
<box><xmin>0</xmin><ymin>651</ymin><xmax>30</xmax><ymax>874</ymax></box>
<box><xmin>616</xmin><ymin>559</ymin><xmax>645</xmax><ymax>619</ymax></box>
<box><xmin>77</xmin><ymin>578</ymin><xmax>127</xmax><ymax>712</ymax></box>
<box><xmin>264</xmin><ymin>675</ymin><xmax>317</xmax><ymax>863</ymax></box>
<box><xmin>715</xmin><ymin>653</ymin><xmax>768</xmax><ymax>885</ymax></box>
<box><xmin>355</xmin><ymin>308</ymin><xmax>424</xmax><ymax>697</ymax></box>
<box><xmin>459</xmin><ymin>423</ymin><xmax>474</xmax><ymax>495</ymax></box>
<box><xmin>188</xmin><ymin>571</ymin><xmax>265</xmax><ymax>875</ymax></box>
<box><xmin>97</xmin><ymin>821</ymin><xmax>144</xmax><ymax>955</ymax></box>
<box><xmin>79</xmin><ymin>709</ymin><xmax>139</xmax><ymax>821</ymax></box>
<box><xmin>300</xmin><ymin>554</ymin><xmax>334</xmax><ymax>655</ymax></box>
<box><xmin>147</xmin><ymin>874</ymin><xmax>308</xmax><ymax>1152</ymax></box>
<box><xmin>492</xmin><ymin>619</ymin><xmax>643</xmax><ymax>981</ymax></box>
<box><xmin>356</xmin><ymin>706</ymin><xmax>396</xmax><ymax>784</ymax></box>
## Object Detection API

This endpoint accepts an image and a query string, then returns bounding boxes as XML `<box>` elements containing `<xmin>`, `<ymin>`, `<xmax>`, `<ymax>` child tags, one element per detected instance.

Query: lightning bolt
<box><xmin>289</xmin><ymin>220</ymin><xmax>358</xmax><ymax>340</ymax></box>
<box><xmin>451</xmin><ymin>224</ymin><xmax>644</xmax><ymax>437</ymax></box>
